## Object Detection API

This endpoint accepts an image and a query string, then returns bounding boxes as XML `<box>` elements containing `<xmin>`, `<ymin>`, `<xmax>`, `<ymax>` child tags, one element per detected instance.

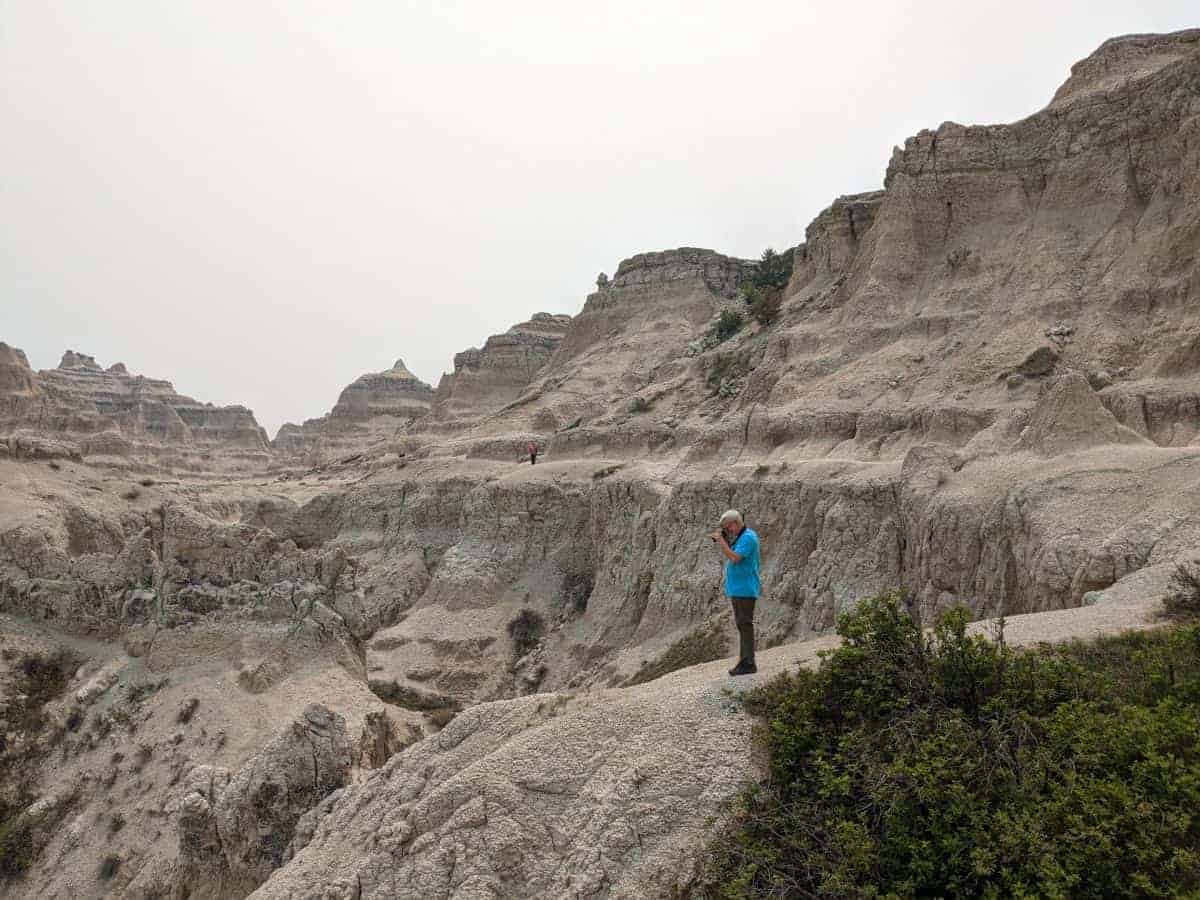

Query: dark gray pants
<box><xmin>729</xmin><ymin>596</ymin><xmax>756</xmax><ymax>664</ymax></box>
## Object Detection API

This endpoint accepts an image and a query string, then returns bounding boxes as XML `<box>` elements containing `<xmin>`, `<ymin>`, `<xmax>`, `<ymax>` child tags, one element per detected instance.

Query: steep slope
<box><xmin>274</xmin><ymin>359</ymin><xmax>434</xmax><ymax>461</ymax></box>
<box><xmin>1</xmin><ymin>29</ymin><xmax>1199</xmax><ymax>900</ymax></box>
<box><xmin>425</xmin><ymin>313</ymin><xmax>572</xmax><ymax>432</ymax></box>
<box><xmin>454</xmin><ymin>29</ymin><xmax>1200</xmax><ymax>465</ymax></box>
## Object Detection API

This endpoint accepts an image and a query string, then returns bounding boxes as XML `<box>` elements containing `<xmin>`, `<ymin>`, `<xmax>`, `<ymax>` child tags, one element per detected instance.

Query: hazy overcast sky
<box><xmin>2</xmin><ymin>2</ymin><xmax>1195</xmax><ymax>436</ymax></box>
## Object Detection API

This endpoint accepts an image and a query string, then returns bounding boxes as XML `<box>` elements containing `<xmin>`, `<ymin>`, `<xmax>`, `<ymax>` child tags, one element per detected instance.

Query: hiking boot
<box><xmin>728</xmin><ymin>661</ymin><xmax>757</xmax><ymax>676</ymax></box>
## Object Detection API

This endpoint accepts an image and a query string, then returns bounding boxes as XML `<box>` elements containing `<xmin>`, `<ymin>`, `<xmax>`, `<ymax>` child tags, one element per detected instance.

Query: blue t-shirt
<box><xmin>724</xmin><ymin>527</ymin><xmax>761</xmax><ymax>598</ymax></box>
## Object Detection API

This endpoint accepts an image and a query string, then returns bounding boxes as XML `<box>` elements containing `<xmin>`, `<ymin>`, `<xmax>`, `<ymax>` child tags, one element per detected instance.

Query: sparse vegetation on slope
<box><xmin>1165</xmin><ymin>559</ymin><xmax>1200</xmax><ymax>619</ymax></box>
<box><xmin>697</xmin><ymin>591</ymin><xmax>1200</xmax><ymax>898</ymax></box>
<box><xmin>712</xmin><ymin>309</ymin><xmax>745</xmax><ymax>343</ymax></box>
<box><xmin>508</xmin><ymin>609</ymin><xmax>545</xmax><ymax>662</ymax></box>
<box><xmin>625</xmin><ymin>622</ymin><xmax>728</xmax><ymax>687</ymax></box>
<box><xmin>740</xmin><ymin>247</ymin><xmax>793</xmax><ymax>328</ymax></box>
<box><xmin>0</xmin><ymin>646</ymin><xmax>81</xmax><ymax>880</ymax></box>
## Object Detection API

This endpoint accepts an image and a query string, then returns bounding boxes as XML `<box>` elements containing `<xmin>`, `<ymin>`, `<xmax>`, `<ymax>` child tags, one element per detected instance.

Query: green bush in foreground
<box><xmin>698</xmin><ymin>591</ymin><xmax>1200</xmax><ymax>899</ymax></box>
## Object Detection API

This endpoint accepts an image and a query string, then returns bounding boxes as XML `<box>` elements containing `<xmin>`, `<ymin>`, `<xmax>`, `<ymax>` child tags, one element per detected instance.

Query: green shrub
<box><xmin>1165</xmin><ymin>560</ymin><xmax>1200</xmax><ymax>618</ymax></box>
<box><xmin>0</xmin><ymin>801</ymin><xmax>36</xmax><ymax>879</ymax></box>
<box><xmin>0</xmin><ymin>646</ymin><xmax>80</xmax><ymax>867</ymax></box>
<box><xmin>743</xmin><ymin>285</ymin><xmax>782</xmax><ymax>327</ymax></box>
<box><xmin>751</xmin><ymin>247</ymin><xmax>793</xmax><ymax>291</ymax></box>
<box><xmin>625</xmin><ymin>622</ymin><xmax>728</xmax><ymax>687</ymax></box>
<box><xmin>712</xmin><ymin>309</ymin><xmax>744</xmax><ymax>343</ymax></box>
<box><xmin>698</xmin><ymin>591</ymin><xmax>1200</xmax><ymax>898</ymax></box>
<box><xmin>629</xmin><ymin>396</ymin><xmax>653</xmax><ymax>414</ymax></box>
<box><xmin>98</xmin><ymin>854</ymin><xmax>121</xmax><ymax>880</ymax></box>
<box><xmin>561</xmin><ymin>569</ymin><xmax>594</xmax><ymax>614</ymax></box>
<box><xmin>705</xmin><ymin>354</ymin><xmax>751</xmax><ymax>396</ymax></box>
<box><xmin>124</xmin><ymin>677</ymin><xmax>168</xmax><ymax>705</ymax></box>
<box><xmin>735</xmin><ymin>248</ymin><xmax>793</xmax><ymax>329</ymax></box>
<box><xmin>508</xmin><ymin>609</ymin><xmax>545</xmax><ymax>662</ymax></box>
<box><xmin>15</xmin><ymin>649</ymin><xmax>77</xmax><ymax>711</ymax></box>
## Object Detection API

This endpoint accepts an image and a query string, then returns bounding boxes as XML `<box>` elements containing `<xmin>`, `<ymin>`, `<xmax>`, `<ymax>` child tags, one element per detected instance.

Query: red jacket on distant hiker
<box><xmin>527</xmin><ymin>441</ymin><xmax>538</xmax><ymax>465</ymax></box>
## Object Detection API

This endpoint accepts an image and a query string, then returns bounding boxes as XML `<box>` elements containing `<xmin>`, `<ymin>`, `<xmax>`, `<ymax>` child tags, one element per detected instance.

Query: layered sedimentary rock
<box><xmin>329</xmin><ymin>358</ymin><xmax>433</xmax><ymax>423</ymax></box>
<box><xmin>684</xmin><ymin>27</ymin><xmax>1200</xmax><ymax>466</ymax></box>
<box><xmin>788</xmin><ymin>190</ymin><xmax>886</xmax><ymax>291</ymax></box>
<box><xmin>425</xmin><ymin>312</ymin><xmax>571</xmax><ymax>430</ymax></box>
<box><xmin>456</xmin><ymin>248</ymin><xmax>760</xmax><ymax>442</ymax></box>
<box><xmin>0</xmin><ymin>346</ymin><xmax>270</xmax><ymax>467</ymax></box>
<box><xmin>2</xmin><ymin>30</ymin><xmax>1200</xmax><ymax>900</ymax></box>
<box><xmin>0</xmin><ymin>343</ymin><xmax>39</xmax><ymax>396</ymax></box>
<box><xmin>273</xmin><ymin>359</ymin><xmax>434</xmax><ymax>459</ymax></box>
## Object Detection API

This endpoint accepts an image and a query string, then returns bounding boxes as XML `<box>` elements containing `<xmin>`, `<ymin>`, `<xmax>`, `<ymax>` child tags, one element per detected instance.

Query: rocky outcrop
<box><xmin>252</xmin><ymin>669</ymin><xmax>767</xmax><ymax>900</ymax></box>
<box><xmin>447</xmin><ymin>249</ymin><xmax>760</xmax><ymax>438</ymax></box>
<box><xmin>0</xmin><ymin>345</ymin><xmax>271</xmax><ymax>468</ymax></box>
<box><xmin>788</xmin><ymin>190</ymin><xmax>886</xmax><ymax>293</ymax></box>
<box><xmin>605</xmin><ymin>247</ymin><xmax>755</xmax><ymax>298</ymax></box>
<box><xmin>174</xmin><ymin>704</ymin><xmax>352</xmax><ymax>895</ymax></box>
<box><xmin>274</xmin><ymin>359</ymin><xmax>434</xmax><ymax>458</ymax></box>
<box><xmin>1016</xmin><ymin>374</ymin><xmax>1149</xmax><ymax>456</ymax></box>
<box><xmin>329</xmin><ymin>358</ymin><xmax>433</xmax><ymax>424</ymax></box>
<box><xmin>1048</xmin><ymin>29</ymin><xmax>1200</xmax><ymax>109</ymax></box>
<box><xmin>0</xmin><ymin>342</ymin><xmax>39</xmax><ymax>396</ymax></box>
<box><xmin>1101</xmin><ymin>382</ymin><xmax>1200</xmax><ymax>446</ymax></box>
<box><xmin>426</xmin><ymin>313</ymin><xmax>571</xmax><ymax>429</ymax></box>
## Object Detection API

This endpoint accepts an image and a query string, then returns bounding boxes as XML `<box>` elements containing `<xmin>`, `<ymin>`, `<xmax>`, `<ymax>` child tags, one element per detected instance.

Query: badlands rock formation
<box><xmin>0</xmin><ymin>29</ymin><xmax>1198</xmax><ymax>900</ymax></box>
<box><xmin>273</xmin><ymin>359</ymin><xmax>434</xmax><ymax>460</ymax></box>
<box><xmin>426</xmin><ymin>313</ymin><xmax>572</xmax><ymax>431</ymax></box>
<box><xmin>0</xmin><ymin>347</ymin><xmax>270</xmax><ymax>470</ymax></box>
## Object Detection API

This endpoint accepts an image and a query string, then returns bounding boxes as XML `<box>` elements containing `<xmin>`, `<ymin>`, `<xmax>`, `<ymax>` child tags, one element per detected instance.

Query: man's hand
<box><xmin>709</xmin><ymin>530</ymin><xmax>725</xmax><ymax>543</ymax></box>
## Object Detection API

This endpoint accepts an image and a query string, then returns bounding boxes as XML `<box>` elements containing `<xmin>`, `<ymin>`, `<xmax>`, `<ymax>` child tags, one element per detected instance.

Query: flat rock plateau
<box><xmin>1</xmin><ymin>29</ymin><xmax>1198</xmax><ymax>899</ymax></box>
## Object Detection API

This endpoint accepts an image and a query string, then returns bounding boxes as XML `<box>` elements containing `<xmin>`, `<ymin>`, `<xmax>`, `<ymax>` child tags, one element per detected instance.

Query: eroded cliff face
<box><xmin>1</xmin><ymin>29</ymin><xmax>1199</xmax><ymax>900</ymax></box>
<box><xmin>273</xmin><ymin>359</ymin><xmax>435</xmax><ymax>460</ymax></box>
<box><xmin>424</xmin><ymin>313</ymin><xmax>572</xmax><ymax>431</ymax></box>
<box><xmin>0</xmin><ymin>349</ymin><xmax>271</xmax><ymax>469</ymax></box>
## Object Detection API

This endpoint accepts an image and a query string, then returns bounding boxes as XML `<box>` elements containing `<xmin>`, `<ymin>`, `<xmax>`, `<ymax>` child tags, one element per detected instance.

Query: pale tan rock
<box><xmin>1016</xmin><ymin>373</ymin><xmax>1149</xmax><ymax>456</ymax></box>
<box><xmin>1</xmin><ymin>29</ymin><xmax>1200</xmax><ymax>900</ymax></box>
<box><xmin>0</xmin><ymin>344</ymin><xmax>271</xmax><ymax>471</ymax></box>
<box><xmin>274</xmin><ymin>359</ymin><xmax>435</xmax><ymax>460</ymax></box>
<box><xmin>426</xmin><ymin>312</ymin><xmax>572</xmax><ymax>430</ymax></box>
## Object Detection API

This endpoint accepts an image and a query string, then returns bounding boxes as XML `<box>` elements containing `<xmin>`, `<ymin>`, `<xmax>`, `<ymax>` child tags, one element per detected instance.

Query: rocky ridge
<box><xmin>424</xmin><ymin>312</ymin><xmax>572</xmax><ymax>433</ymax></box>
<box><xmin>0</xmin><ymin>29</ymin><xmax>1198</xmax><ymax>900</ymax></box>
<box><xmin>273</xmin><ymin>359</ymin><xmax>435</xmax><ymax>461</ymax></box>
<box><xmin>0</xmin><ymin>347</ymin><xmax>270</xmax><ymax>471</ymax></box>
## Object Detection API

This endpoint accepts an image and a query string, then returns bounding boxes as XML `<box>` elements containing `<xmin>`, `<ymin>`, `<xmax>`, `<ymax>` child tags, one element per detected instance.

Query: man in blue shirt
<box><xmin>709</xmin><ymin>509</ymin><xmax>761</xmax><ymax>676</ymax></box>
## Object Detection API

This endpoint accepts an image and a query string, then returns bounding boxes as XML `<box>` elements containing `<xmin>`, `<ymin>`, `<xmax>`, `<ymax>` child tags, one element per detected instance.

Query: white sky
<box><xmin>2</xmin><ymin>1</ymin><xmax>1195</xmax><ymax>437</ymax></box>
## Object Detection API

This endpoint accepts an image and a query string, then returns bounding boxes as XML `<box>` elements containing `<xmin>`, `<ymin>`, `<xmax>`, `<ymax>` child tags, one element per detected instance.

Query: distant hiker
<box><xmin>527</xmin><ymin>441</ymin><xmax>538</xmax><ymax>465</ymax></box>
<box><xmin>709</xmin><ymin>509</ymin><xmax>760</xmax><ymax>676</ymax></box>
